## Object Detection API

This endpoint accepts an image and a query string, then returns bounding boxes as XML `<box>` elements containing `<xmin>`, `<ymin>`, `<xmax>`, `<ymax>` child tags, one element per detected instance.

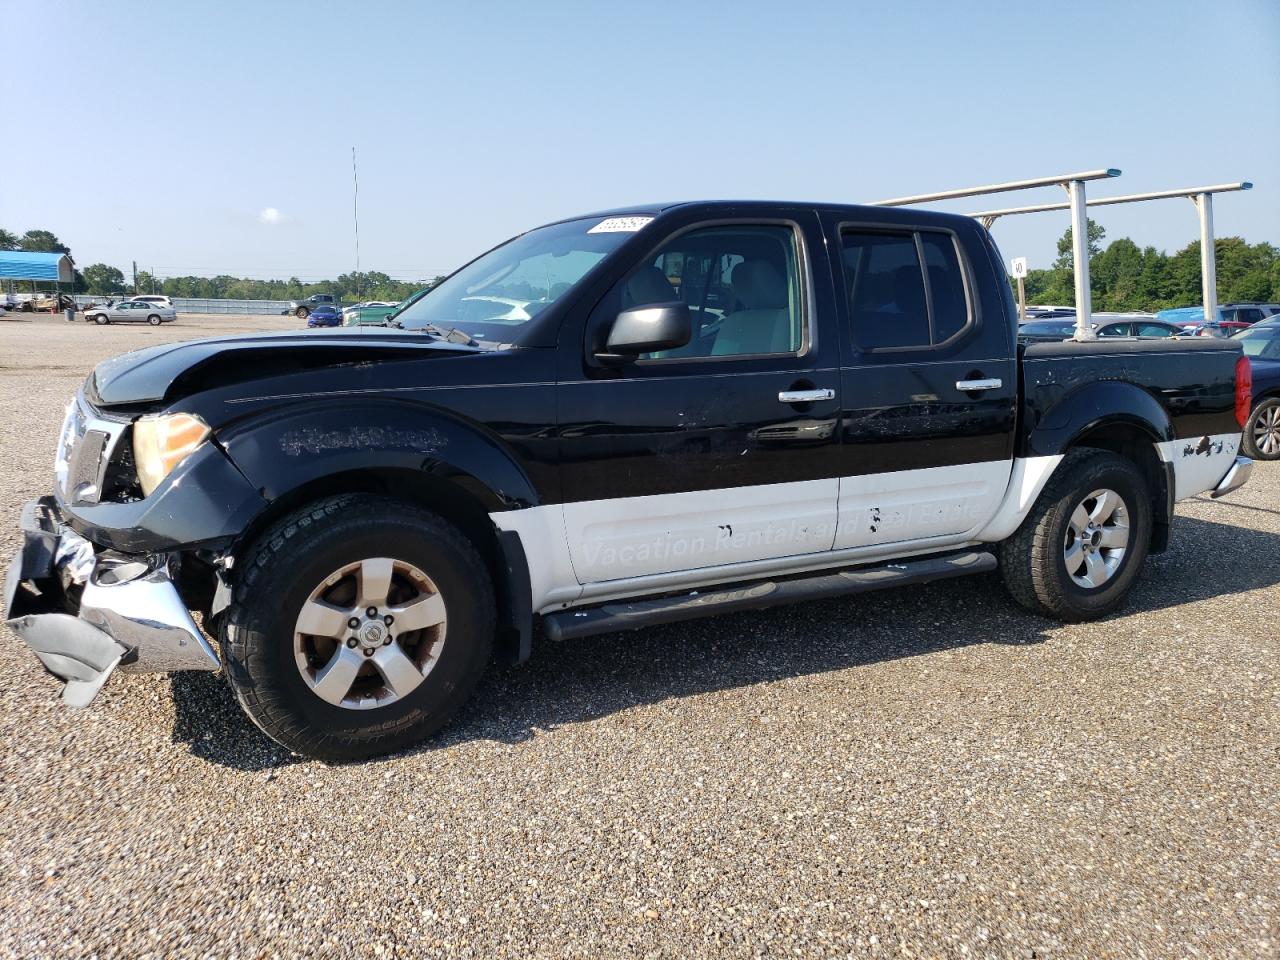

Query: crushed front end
<box><xmin>5</xmin><ymin>388</ymin><xmax>266</xmax><ymax>706</ymax></box>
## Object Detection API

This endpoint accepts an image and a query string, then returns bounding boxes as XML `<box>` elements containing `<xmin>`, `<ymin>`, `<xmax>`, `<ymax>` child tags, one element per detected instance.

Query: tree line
<box><xmin>1</xmin><ymin>227</ymin><xmax>442</xmax><ymax>303</ymax></box>
<box><xmin>1019</xmin><ymin>220</ymin><xmax>1279</xmax><ymax>309</ymax></box>
<box><xmin>6</xmin><ymin>222</ymin><xmax>1277</xmax><ymax>309</ymax></box>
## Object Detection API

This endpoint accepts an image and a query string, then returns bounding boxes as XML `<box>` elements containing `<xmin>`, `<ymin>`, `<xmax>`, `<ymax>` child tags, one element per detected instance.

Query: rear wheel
<box><xmin>295</xmin><ymin>306</ymin><xmax>310</xmax><ymax>319</ymax></box>
<box><xmin>147</xmin><ymin>314</ymin><xmax>162</xmax><ymax>325</ymax></box>
<box><xmin>221</xmin><ymin>494</ymin><xmax>494</xmax><ymax>761</ymax></box>
<box><xmin>1243</xmin><ymin>398</ymin><xmax>1280</xmax><ymax>460</ymax></box>
<box><xmin>999</xmin><ymin>448</ymin><xmax>1151</xmax><ymax>621</ymax></box>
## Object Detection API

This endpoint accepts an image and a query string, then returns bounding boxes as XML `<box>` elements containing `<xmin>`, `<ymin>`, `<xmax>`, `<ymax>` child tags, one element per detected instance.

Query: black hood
<box><xmin>90</xmin><ymin>328</ymin><xmax>485</xmax><ymax>407</ymax></box>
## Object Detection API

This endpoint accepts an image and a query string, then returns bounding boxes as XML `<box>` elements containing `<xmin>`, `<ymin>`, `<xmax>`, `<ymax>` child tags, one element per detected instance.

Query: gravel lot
<box><xmin>1</xmin><ymin>311</ymin><xmax>1276</xmax><ymax>959</ymax></box>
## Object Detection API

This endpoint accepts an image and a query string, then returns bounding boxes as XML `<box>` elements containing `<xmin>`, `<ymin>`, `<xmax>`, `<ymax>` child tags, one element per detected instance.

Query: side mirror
<box><xmin>596</xmin><ymin>302</ymin><xmax>692</xmax><ymax>362</ymax></box>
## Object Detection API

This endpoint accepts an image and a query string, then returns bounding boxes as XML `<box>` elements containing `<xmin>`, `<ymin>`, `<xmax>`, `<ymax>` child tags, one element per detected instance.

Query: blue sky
<box><xmin>3</xmin><ymin>0</ymin><xmax>1277</xmax><ymax>282</ymax></box>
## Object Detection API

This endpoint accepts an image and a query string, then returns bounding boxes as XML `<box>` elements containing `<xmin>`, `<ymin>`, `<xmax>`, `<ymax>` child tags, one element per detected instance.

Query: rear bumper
<box><xmin>4</xmin><ymin>497</ymin><xmax>219</xmax><ymax>708</ymax></box>
<box><xmin>1210</xmin><ymin>456</ymin><xmax>1253</xmax><ymax>499</ymax></box>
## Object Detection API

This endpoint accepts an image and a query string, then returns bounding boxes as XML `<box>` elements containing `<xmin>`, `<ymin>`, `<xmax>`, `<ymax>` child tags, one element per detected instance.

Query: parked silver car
<box><xmin>83</xmin><ymin>300</ymin><xmax>177</xmax><ymax>326</ymax></box>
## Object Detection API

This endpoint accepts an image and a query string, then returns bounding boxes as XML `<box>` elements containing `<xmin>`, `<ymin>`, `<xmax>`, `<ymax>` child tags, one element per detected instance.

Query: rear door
<box><xmin>821</xmin><ymin>213</ymin><xmax>1017</xmax><ymax>551</ymax></box>
<box><xmin>556</xmin><ymin>210</ymin><xmax>843</xmax><ymax>585</ymax></box>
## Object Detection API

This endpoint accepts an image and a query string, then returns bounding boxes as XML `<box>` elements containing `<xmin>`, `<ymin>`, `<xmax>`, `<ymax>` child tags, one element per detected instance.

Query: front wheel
<box><xmin>220</xmin><ymin>494</ymin><xmax>494</xmax><ymax>761</ymax></box>
<box><xmin>999</xmin><ymin>448</ymin><xmax>1151</xmax><ymax>622</ymax></box>
<box><xmin>1243</xmin><ymin>398</ymin><xmax>1280</xmax><ymax>460</ymax></box>
<box><xmin>94</xmin><ymin>314</ymin><xmax>109</xmax><ymax>325</ymax></box>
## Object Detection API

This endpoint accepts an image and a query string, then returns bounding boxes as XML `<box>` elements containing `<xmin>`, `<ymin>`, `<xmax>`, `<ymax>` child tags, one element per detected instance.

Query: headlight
<box><xmin>132</xmin><ymin>412</ymin><xmax>210</xmax><ymax>496</ymax></box>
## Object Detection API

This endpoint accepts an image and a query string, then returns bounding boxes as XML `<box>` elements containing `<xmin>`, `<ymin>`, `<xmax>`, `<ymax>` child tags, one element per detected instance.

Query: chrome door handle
<box><xmin>778</xmin><ymin>388</ymin><xmax>835</xmax><ymax>404</ymax></box>
<box><xmin>955</xmin><ymin>378</ymin><xmax>1002</xmax><ymax>392</ymax></box>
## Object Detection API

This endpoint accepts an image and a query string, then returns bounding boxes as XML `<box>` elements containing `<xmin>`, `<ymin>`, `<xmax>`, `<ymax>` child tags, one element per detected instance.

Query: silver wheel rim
<box><xmin>1255</xmin><ymin>405</ymin><xmax>1280</xmax><ymax>456</ymax></box>
<box><xmin>293</xmin><ymin>557</ymin><xmax>447</xmax><ymax>710</ymax></box>
<box><xmin>1063</xmin><ymin>488</ymin><xmax>1130</xmax><ymax>589</ymax></box>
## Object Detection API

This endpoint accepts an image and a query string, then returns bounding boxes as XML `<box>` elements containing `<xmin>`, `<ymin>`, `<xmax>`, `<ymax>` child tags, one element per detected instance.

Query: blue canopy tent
<box><xmin>0</xmin><ymin>250</ymin><xmax>76</xmax><ymax>311</ymax></box>
<box><xmin>0</xmin><ymin>250</ymin><xmax>75</xmax><ymax>283</ymax></box>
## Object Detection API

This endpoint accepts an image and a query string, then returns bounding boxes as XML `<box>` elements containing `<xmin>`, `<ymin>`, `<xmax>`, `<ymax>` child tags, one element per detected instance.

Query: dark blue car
<box><xmin>305</xmin><ymin>304</ymin><xmax>343</xmax><ymax>328</ymax></box>
<box><xmin>1236</xmin><ymin>319</ymin><xmax>1280</xmax><ymax>459</ymax></box>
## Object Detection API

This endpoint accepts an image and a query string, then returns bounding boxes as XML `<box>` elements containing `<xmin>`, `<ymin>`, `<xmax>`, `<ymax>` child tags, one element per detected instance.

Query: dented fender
<box><xmin>218</xmin><ymin>395</ymin><xmax>541</xmax><ymax>512</ymax></box>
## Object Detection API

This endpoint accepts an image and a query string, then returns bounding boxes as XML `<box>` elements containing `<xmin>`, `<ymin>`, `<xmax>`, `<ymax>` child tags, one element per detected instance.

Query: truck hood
<box><xmin>89</xmin><ymin>328</ymin><xmax>486</xmax><ymax>407</ymax></box>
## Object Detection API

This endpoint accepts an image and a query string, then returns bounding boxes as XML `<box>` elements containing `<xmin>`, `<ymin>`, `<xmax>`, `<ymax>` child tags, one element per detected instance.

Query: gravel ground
<box><xmin>1</xmin><ymin>312</ymin><xmax>1277</xmax><ymax>959</ymax></box>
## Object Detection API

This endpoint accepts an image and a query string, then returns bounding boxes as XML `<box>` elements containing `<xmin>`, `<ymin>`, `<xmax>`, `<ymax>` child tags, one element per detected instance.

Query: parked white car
<box><xmin>131</xmin><ymin>295</ymin><xmax>174</xmax><ymax>309</ymax></box>
<box><xmin>83</xmin><ymin>300</ymin><xmax>177</xmax><ymax>325</ymax></box>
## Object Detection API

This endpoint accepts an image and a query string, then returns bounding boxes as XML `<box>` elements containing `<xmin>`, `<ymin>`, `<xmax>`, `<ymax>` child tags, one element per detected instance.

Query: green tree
<box><xmin>83</xmin><ymin>263</ymin><xmax>127</xmax><ymax>295</ymax></box>
<box><xmin>18</xmin><ymin>229</ymin><xmax>70</xmax><ymax>254</ymax></box>
<box><xmin>0</xmin><ymin>228</ymin><xmax>18</xmax><ymax>250</ymax></box>
<box><xmin>1053</xmin><ymin>218</ymin><xmax>1106</xmax><ymax>272</ymax></box>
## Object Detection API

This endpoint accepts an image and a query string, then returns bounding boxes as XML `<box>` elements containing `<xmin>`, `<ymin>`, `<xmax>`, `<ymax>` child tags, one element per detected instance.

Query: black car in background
<box><xmin>1017</xmin><ymin>316</ymin><xmax>1183</xmax><ymax>343</ymax></box>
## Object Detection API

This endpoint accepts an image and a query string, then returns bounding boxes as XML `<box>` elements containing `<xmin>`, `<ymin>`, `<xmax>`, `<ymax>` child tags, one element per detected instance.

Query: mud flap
<box><xmin>7</xmin><ymin>613</ymin><xmax>129</xmax><ymax>708</ymax></box>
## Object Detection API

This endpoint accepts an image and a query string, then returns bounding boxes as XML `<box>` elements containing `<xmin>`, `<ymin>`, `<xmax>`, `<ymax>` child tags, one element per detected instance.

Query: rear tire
<box><xmin>1243</xmin><ymin>398</ymin><xmax>1280</xmax><ymax>460</ymax></box>
<box><xmin>999</xmin><ymin>448</ymin><xmax>1151</xmax><ymax>622</ymax></box>
<box><xmin>295</xmin><ymin>307</ymin><xmax>310</xmax><ymax>319</ymax></box>
<box><xmin>220</xmin><ymin>493</ymin><xmax>495</xmax><ymax>761</ymax></box>
<box><xmin>147</xmin><ymin>314</ymin><xmax>161</xmax><ymax>325</ymax></box>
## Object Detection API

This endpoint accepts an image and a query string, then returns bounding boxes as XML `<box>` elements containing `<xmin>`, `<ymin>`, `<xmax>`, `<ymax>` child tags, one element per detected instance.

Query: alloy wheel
<box><xmin>1255</xmin><ymin>405</ymin><xmax>1280</xmax><ymax>456</ymax></box>
<box><xmin>293</xmin><ymin>557</ymin><xmax>447</xmax><ymax>710</ymax></box>
<box><xmin>1063</xmin><ymin>488</ymin><xmax>1130</xmax><ymax>589</ymax></box>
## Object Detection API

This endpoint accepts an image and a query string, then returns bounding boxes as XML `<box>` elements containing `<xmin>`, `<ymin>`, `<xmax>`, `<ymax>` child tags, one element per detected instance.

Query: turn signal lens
<box><xmin>133</xmin><ymin>413</ymin><xmax>210</xmax><ymax>496</ymax></box>
<box><xmin>1235</xmin><ymin>355</ymin><xmax>1252</xmax><ymax>429</ymax></box>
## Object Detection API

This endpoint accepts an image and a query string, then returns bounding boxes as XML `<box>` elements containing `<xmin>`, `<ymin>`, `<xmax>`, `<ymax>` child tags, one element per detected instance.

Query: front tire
<box><xmin>1243</xmin><ymin>398</ymin><xmax>1280</xmax><ymax>460</ymax></box>
<box><xmin>999</xmin><ymin>448</ymin><xmax>1151</xmax><ymax>622</ymax></box>
<box><xmin>221</xmin><ymin>494</ymin><xmax>495</xmax><ymax>761</ymax></box>
<box><xmin>94</xmin><ymin>314</ymin><xmax>108</xmax><ymax>325</ymax></box>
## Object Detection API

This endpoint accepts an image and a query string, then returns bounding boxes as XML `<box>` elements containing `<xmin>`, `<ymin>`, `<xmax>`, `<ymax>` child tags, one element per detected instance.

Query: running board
<box><xmin>543</xmin><ymin>550</ymin><xmax>997</xmax><ymax>642</ymax></box>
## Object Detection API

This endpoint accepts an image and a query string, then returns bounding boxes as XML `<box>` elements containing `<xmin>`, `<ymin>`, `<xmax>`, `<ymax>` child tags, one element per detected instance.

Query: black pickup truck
<box><xmin>5</xmin><ymin>201</ymin><xmax>1254</xmax><ymax>760</ymax></box>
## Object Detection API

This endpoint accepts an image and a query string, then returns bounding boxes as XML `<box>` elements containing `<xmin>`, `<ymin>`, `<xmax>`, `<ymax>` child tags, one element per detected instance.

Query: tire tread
<box><xmin>221</xmin><ymin>493</ymin><xmax>494</xmax><ymax>761</ymax></box>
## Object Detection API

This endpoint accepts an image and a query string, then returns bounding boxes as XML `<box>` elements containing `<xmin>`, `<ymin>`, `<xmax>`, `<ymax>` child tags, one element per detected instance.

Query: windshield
<box><xmin>393</xmin><ymin>216</ymin><xmax>641</xmax><ymax>343</ymax></box>
<box><xmin>1237</xmin><ymin>329</ymin><xmax>1280</xmax><ymax>359</ymax></box>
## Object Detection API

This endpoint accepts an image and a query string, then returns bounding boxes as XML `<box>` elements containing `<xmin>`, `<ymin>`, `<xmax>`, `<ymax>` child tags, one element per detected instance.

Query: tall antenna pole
<box><xmin>352</xmin><ymin>145</ymin><xmax>361</xmax><ymax>297</ymax></box>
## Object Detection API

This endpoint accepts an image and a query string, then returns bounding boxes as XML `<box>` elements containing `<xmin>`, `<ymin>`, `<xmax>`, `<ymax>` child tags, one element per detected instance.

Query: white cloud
<box><xmin>259</xmin><ymin>207</ymin><xmax>283</xmax><ymax>225</ymax></box>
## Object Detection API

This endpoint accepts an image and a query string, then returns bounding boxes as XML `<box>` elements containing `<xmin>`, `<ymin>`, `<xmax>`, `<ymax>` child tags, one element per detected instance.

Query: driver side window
<box><xmin>617</xmin><ymin>224</ymin><xmax>804</xmax><ymax>360</ymax></box>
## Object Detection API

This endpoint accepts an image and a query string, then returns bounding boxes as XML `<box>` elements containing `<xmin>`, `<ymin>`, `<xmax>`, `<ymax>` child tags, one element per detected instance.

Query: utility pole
<box><xmin>352</xmin><ymin>146</ymin><xmax>361</xmax><ymax>298</ymax></box>
<box><xmin>132</xmin><ymin>260</ymin><xmax>138</xmax><ymax>294</ymax></box>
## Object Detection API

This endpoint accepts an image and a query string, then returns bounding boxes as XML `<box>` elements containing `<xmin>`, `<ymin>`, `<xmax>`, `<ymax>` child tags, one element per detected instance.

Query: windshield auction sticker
<box><xmin>588</xmin><ymin>216</ymin><xmax>654</xmax><ymax>233</ymax></box>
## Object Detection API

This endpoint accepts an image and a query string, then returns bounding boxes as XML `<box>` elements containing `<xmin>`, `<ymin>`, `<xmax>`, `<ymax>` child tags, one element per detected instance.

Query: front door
<box><xmin>822</xmin><ymin>214</ymin><xmax>1017</xmax><ymax>551</ymax></box>
<box><xmin>556</xmin><ymin>213</ymin><xmax>843</xmax><ymax>585</ymax></box>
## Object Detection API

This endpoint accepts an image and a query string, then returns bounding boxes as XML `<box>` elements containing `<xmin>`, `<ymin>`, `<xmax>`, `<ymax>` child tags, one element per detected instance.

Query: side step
<box><xmin>543</xmin><ymin>550</ymin><xmax>997</xmax><ymax>642</ymax></box>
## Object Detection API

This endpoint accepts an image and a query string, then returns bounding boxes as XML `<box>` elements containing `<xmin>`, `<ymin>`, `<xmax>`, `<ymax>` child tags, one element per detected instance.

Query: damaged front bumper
<box><xmin>4</xmin><ymin>497</ymin><xmax>220</xmax><ymax>708</ymax></box>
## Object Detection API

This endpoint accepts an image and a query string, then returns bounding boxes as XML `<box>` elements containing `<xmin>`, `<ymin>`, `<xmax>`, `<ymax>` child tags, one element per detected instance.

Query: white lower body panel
<box><xmin>1155</xmin><ymin>432</ymin><xmax>1242</xmax><ymax>500</ymax></box>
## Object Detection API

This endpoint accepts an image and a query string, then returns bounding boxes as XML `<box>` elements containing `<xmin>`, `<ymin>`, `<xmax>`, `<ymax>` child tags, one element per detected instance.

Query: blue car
<box><xmin>1156</xmin><ymin>305</ymin><xmax>1227</xmax><ymax>325</ymax></box>
<box><xmin>1236</xmin><ymin>322</ymin><xmax>1280</xmax><ymax>460</ymax></box>
<box><xmin>305</xmin><ymin>304</ymin><xmax>343</xmax><ymax>328</ymax></box>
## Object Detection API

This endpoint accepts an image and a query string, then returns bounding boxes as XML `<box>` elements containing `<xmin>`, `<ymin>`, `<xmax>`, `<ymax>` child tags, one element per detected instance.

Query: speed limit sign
<box><xmin>1011</xmin><ymin>257</ymin><xmax>1028</xmax><ymax>279</ymax></box>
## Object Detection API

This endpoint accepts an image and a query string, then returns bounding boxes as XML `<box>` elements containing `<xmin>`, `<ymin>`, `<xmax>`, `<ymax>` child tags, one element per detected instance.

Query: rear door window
<box><xmin>840</xmin><ymin>230</ymin><xmax>973</xmax><ymax>351</ymax></box>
